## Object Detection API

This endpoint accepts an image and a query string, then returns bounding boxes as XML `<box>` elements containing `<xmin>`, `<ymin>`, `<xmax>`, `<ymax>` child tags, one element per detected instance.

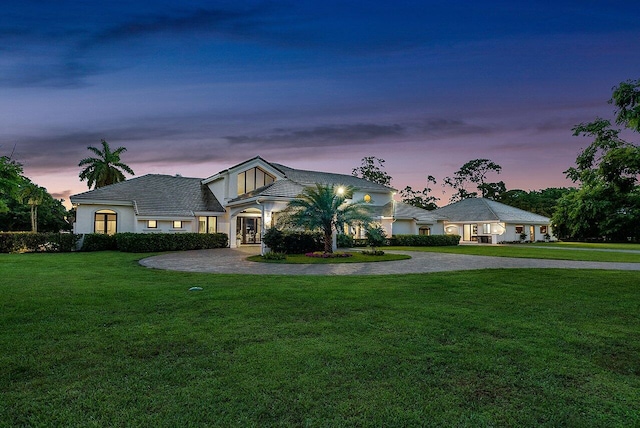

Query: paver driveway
<box><xmin>139</xmin><ymin>247</ymin><xmax>640</xmax><ymax>275</ymax></box>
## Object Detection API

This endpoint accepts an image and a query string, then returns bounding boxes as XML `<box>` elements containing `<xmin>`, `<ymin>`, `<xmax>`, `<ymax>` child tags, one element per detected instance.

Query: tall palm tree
<box><xmin>78</xmin><ymin>139</ymin><xmax>135</xmax><ymax>189</ymax></box>
<box><xmin>284</xmin><ymin>184</ymin><xmax>372</xmax><ymax>253</ymax></box>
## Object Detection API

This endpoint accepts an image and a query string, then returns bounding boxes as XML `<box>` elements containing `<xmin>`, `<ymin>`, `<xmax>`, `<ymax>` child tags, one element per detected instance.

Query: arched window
<box><xmin>95</xmin><ymin>210</ymin><xmax>117</xmax><ymax>235</ymax></box>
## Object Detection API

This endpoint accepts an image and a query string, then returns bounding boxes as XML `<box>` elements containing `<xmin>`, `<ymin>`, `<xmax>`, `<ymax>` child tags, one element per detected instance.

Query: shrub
<box><xmin>389</xmin><ymin>234</ymin><xmax>460</xmax><ymax>247</ymax></box>
<box><xmin>365</xmin><ymin>224</ymin><xmax>387</xmax><ymax>250</ymax></box>
<box><xmin>80</xmin><ymin>233</ymin><xmax>118</xmax><ymax>251</ymax></box>
<box><xmin>263</xmin><ymin>228</ymin><xmax>323</xmax><ymax>254</ymax></box>
<box><xmin>115</xmin><ymin>233</ymin><xmax>228</xmax><ymax>253</ymax></box>
<box><xmin>361</xmin><ymin>249</ymin><xmax>385</xmax><ymax>256</ymax></box>
<box><xmin>262</xmin><ymin>228</ymin><xmax>285</xmax><ymax>252</ymax></box>
<box><xmin>352</xmin><ymin>238</ymin><xmax>369</xmax><ymax>247</ymax></box>
<box><xmin>336</xmin><ymin>234</ymin><xmax>353</xmax><ymax>248</ymax></box>
<box><xmin>305</xmin><ymin>251</ymin><xmax>352</xmax><ymax>258</ymax></box>
<box><xmin>0</xmin><ymin>232</ymin><xmax>80</xmax><ymax>253</ymax></box>
<box><xmin>261</xmin><ymin>251</ymin><xmax>287</xmax><ymax>260</ymax></box>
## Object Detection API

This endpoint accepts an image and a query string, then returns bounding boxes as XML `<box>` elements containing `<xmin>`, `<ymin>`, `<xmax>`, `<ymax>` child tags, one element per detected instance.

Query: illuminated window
<box><xmin>237</xmin><ymin>167</ymin><xmax>275</xmax><ymax>195</ymax></box>
<box><xmin>147</xmin><ymin>220</ymin><xmax>157</xmax><ymax>229</ymax></box>
<box><xmin>173</xmin><ymin>221</ymin><xmax>183</xmax><ymax>229</ymax></box>
<box><xmin>94</xmin><ymin>210</ymin><xmax>117</xmax><ymax>235</ymax></box>
<box><xmin>419</xmin><ymin>227</ymin><xmax>430</xmax><ymax>236</ymax></box>
<box><xmin>515</xmin><ymin>225</ymin><xmax>524</xmax><ymax>234</ymax></box>
<box><xmin>198</xmin><ymin>216</ymin><xmax>217</xmax><ymax>233</ymax></box>
<box><xmin>540</xmin><ymin>225</ymin><xmax>548</xmax><ymax>234</ymax></box>
<box><xmin>482</xmin><ymin>223</ymin><xmax>491</xmax><ymax>234</ymax></box>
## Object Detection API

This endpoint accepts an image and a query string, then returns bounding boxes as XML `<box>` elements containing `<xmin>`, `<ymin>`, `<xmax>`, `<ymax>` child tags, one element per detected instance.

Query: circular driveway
<box><xmin>139</xmin><ymin>247</ymin><xmax>640</xmax><ymax>275</ymax></box>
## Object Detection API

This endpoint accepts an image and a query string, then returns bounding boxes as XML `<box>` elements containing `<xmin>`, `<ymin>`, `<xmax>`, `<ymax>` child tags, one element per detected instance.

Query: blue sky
<box><xmin>1</xmin><ymin>1</ymin><xmax>639</xmax><ymax>206</ymax></box>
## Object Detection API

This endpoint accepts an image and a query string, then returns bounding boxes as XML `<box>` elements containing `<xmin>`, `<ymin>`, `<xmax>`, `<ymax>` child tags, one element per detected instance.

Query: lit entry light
<box><xmin>336</xmin><ymin>186</ymin><xmax>345</xmax><ymax>195</ymax></box>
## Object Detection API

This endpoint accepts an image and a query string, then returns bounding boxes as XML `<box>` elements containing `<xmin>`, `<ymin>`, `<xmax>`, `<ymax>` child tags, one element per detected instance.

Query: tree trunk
<box><xmin>324</xmin><ymin>231</ymin><xmax>332</xmax><ymax>253</ymax></box>
<box><xmin>31</xmin><ymin>205</ymin><xmax>37</xmax><ymax>233</ymax></box>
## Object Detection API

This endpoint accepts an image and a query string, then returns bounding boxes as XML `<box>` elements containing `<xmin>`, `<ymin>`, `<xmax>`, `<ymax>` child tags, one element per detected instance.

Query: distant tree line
<box><xmin>0</xmin><ymin>156</ymin><xmax>70</xmax><ymax>232</ymax></box>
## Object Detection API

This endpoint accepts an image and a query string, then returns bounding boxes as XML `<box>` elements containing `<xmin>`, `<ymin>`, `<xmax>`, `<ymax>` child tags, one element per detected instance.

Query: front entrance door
<box><xmin>529</xmin><ymin>225</ymin><xmax>535</xmax><ymax>242</ymax></box>
<box><xmin>237</xmin><ymin>217</ymin><xmax>262</xmax><ymax>244</ymax></box>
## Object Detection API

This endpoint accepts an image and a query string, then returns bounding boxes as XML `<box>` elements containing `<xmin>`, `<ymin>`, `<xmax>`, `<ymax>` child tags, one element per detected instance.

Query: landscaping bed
<box><xmin>248</xmin><ymin>251</ymin><xmax>411</xmax><ymax>264</ymax></box>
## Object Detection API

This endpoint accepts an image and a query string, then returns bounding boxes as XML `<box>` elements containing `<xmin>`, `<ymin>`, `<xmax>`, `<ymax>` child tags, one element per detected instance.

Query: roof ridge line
<box><xmin>482</xmin><ymin>198</ymin><xmax>501</xmax><ymax>220</ymax></box>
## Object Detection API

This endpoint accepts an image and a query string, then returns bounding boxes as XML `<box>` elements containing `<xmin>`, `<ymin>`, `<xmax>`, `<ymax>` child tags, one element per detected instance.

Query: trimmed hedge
<box><xmin>336</xmin><ymin>234</ymin><xmax>353</xmax><ymax>248</ymax></box>
<box><xmin>0</xmin><ymin>232</ymin><xmax>80</xmax><ymax>253</ymax></box>
<box><xmin>80</xmin><ymin>233</ymin><xmax>118</xmax><ymax>252</ymax></box>
<box><xmin>263</xmin><ymin>228</ymin><xmax>323</xmax><ymax>254</ymax></box>
<box><xmin>114</xmin><ymin>233</ymin><xmax>228</xmax><ymax>253</ymax></box>
<box><xmin>389</xmin><ymin>234</ymin><xmax>461</xmax><ymax>247</ymax></box>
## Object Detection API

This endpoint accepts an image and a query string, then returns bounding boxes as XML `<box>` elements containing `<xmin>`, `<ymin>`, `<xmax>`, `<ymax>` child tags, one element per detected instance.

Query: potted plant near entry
<box><xmin>519</xmin><ymin>231</ymin><xmax>528</xmax><ymax>243</ymax></box>
<box><xmin>236</xmin><ymin>233</ymin><xmax>242</xmax><ymax>247</ymax></box>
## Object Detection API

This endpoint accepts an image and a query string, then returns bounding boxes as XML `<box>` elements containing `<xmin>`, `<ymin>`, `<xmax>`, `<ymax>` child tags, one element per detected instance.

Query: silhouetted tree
<box><xmin>78</xmin><ymin>139</ymin><xmax>135</xmax><ymax>189</ymax></box>
<box><xmin>352</xmin><ymin>156</ymin><xmax>392</xmax><ymax>186</ymax></box>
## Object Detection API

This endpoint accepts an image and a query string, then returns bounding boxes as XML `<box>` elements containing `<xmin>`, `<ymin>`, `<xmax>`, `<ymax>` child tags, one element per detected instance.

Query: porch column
<box><xmin>229</xmin><ymin>213</ymin><xmax>238</xmax><ymax>248</ymax></box>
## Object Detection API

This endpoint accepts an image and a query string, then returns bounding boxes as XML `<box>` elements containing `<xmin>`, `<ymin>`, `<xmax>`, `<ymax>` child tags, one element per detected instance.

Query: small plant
<box><xmin>304</xmin><ymin>251</ymin><xmax>353</xmax><ymax>258</ymax></box>
<box><xmin>261</xmin><ymin>251</ymin><xmax>287</xmax><ymax>260</ymax></box>
<box><xmin>544</xmin><ymin>232</ymin><xmax>551</xmax><ymax>242</ymax></box>
<box><xmin>519</xmin><ymin>231</ymin><xmax>528</xmax><ymax>242</ymax></box>
<box><xmin>336</xmin><ymin>233</ymin><xmax>353</xmax><ymax>248</ymax></box>
<box><xmin>361</xmin><ymin>249</ymin><xmax>385</xmax><ymax>256</ymax></box>
<box><xmin>365</xmin><ymin>224</ymin><xmax>387</xmax><ymax>255</ymax></box>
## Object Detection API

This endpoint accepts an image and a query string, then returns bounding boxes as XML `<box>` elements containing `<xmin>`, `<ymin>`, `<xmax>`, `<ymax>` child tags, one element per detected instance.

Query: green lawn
<box><xmin>1</xmin><ymin>252</ymin><xmax>639</xmax><ymax>426</ymax></box>
<box><xmin>385</xmin><ymin>244</ymin><xmax>640</xmax><ymax>263</ymax></box>
<box><xmin>248</xmin><ymin>252</ymin><xmax>411</xmax><ymax>263</ymax></box>
<box><xmin>537</xmin><ymin>241</ymin><xmax>640</xmax><ymax>251</ymax></box>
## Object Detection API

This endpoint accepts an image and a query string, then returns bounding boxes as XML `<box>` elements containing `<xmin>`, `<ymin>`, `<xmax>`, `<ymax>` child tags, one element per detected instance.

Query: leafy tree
<box><xmin>78</xmin><ymin>139</ymin><xmax>135</xmax><ymax>189</ymax></box>
<box><xmin>443</xmin><ymin>159</ymin><xmax>503</xmax><ymax>202</ymax></box>
<box><xmin>351</xmin><ymin>156</ymin><xmax>392</xmax><ymax>186</ymax></box>
<box><xmin>400</xmin><ymin>175</ymin><xmax>439</xmax><ymax>210</ymax></box>
<box><xmin>0</xmin><ymin>178</ymin><xmax>71</xmax><ymax>233</ymax></box>
<box><xmin>498</xmin><ymin>188</ymin><xmax>573</xmax><ymax>218</ymax></box>
<box><xmin>611</xmin><ymin>78</ymin><xmax>640</xmax><ymax>131</ymax></box>
<box><xmin>552</xmin><ymin>80</ymin><xmax>640</xmax><ymax>241</ymax></box>
<box><xmin>282</xmin><ymin>184</ymin><xmax>372</xmax><ymax>253</ymax></box>
<box><xmin>0</xmin><ymin>156</ymin><xmax>24</xmax><ymax>214</ymax></box>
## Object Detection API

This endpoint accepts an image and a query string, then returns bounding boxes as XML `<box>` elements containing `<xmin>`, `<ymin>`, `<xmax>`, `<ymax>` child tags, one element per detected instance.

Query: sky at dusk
<box><xmin>2</xmin><ymin>1</ymin><xmax>639</xmax><ymax>207</ymax></box>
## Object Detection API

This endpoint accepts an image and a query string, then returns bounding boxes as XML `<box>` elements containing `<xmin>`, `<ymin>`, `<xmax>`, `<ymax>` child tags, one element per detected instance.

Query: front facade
<box><xmin>70</xmin><ymin>156</ymin><xmax>553</xmax><ymax>247</ymax></box>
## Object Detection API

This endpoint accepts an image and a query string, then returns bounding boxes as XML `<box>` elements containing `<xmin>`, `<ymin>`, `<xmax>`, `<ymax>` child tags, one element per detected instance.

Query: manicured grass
<box><xmin>537</xmin><ymin>241</ymin><xmax>640</xmax><ymax>251</ymax></box>
<box><xmin>385</xmin><ymin>244</ymin><xmax>640</xmax><ymax>263</ymax></box>
<box><xmin>248</xmin><ymin>251</ymin><xmax>411</xmax><ymax>264</ymax></box>
<box><xmin>1</xmin><ymin>252</ymin><xmax>639</xmax><ymax>426</ymax></box>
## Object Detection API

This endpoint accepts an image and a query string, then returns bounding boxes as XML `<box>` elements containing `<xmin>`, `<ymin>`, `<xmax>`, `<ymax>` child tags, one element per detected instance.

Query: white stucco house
<box><xmin>431</xmin><ymin>197</ymin><xmax>555</xmax><ymax>244</ymax></box>
<box><xmin>70</xmin><ymin>156</ymin><xmax>553</xmax><ymax>247</ymax></box>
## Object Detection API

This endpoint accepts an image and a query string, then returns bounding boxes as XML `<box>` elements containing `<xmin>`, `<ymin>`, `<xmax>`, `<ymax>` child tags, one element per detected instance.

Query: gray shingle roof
<box><xmin>433</xmin><ymin>198</ymin><xmax>550</xmax><ymax>223</ymax></box>
<box><xmin>71</xmin><ymin>174</ymin><xmax>225</xmax><ymax>216</ymax></box>
<box><xmin>393</xmin><ymin>202</ymin><xmax>446</xmax><ymax>222</ymax></box>
<box><xmin>270</xmin><ymin>162</ymin><xmax>395</xmax><ymax>192</ymax></box>
<box><xmin>229</xmin><ymin>179</ymin><xmax>305</xmax><ymax>202</ymax></box>
<box><xmin>366</xmin><ymin>202</ymin><xmax>444</xmax><ymax>223</ymax></box>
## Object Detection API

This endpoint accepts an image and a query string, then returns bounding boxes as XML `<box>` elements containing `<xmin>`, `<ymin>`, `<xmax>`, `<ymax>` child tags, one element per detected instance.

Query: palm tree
<box><xmin>20</xmin><ymin>182</ymin><xmax>45</xmax><ymax>232</ymax></box>
<box><xmin>284</xmin><ymin>184</ymin><xmax>372</xmax><ymax>253</ymax></box>
<box><xmin>78</xmin><ymin>139</ymin><xmax>135</xmax><ymax>189</ymax></box>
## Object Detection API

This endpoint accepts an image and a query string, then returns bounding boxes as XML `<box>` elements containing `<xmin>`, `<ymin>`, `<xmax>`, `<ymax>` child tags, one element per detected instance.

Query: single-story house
<box><xmin>432</xmin><ymin>197</ymin><xmax>554</xmax><ymax>244</ymax></box>
<box><xmin>70</xmin><ymin>156</ymin><xmax>553</xmax><ymax>247</ymax></box>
